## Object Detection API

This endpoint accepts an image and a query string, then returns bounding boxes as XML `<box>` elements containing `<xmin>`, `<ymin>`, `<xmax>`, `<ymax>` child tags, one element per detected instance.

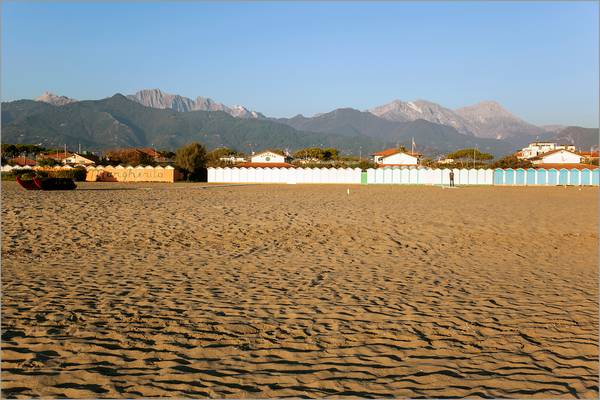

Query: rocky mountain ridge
<box><xmin>35</xmin><ymin>91</ymin><xmax>77</xmax><ymax>106</ymax></box>
<box><xmin>25</xmin><ymin>90</ymin><xmax>597</xmax><ymax>153</ymax></box>
<box><xmin>370</xmin><ymin>99</ymin><xmax>544</xmax><ymax>139</ymax></box>
<box><xmin>126</xmin><ymin>89</ymin><xmax>265</xmax><ymax>119</ymax></box>
<box><xmin>369</xmin><ymin>100</ymin><xmax>474</xmax><ymax>135</ymax></box>
<box><xmin>33</xmin><ymin>89</ymin><xmax>587</xmax><ymax>142</ymax></box>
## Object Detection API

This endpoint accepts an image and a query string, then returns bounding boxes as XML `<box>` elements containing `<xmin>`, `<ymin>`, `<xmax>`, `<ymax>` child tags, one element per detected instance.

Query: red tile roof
<box><xmin>372</xmin><ymin>148</ymin><xmax>421</xmax><ymax>157</ymax></box>
<box><xmin>579</xmin><ymin>151</ymin><xmax>599</xmax><ymax>158</ymax></box>
<box><xmin>236</xmin><ymin>162</ymin><xmax>295</xmax><ymax>168</ymax></box>
<box><xmin>137</xmin><ymin>148</ymin><xmax>161</xmax><ymax>158</ymax></box>
<box><xmin>8</xmin><ymin>157</ymin><xmax>37</xmax><ymax>166</ymax></box>
<box><xmin>40</xmin><ymin>152</ymin><xmax>72</xmax><ymax>160</ymax></box>
<box><xmin>105</xmin><ymin>148</ymin><xmax>160</xmax><ymax>158</ymax></box>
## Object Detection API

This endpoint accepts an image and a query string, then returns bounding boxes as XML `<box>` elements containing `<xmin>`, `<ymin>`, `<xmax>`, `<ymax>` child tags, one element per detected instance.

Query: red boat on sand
<box><xmin>16</xmin><ymin>176</ymin><xmax>77</xmax><ymax>191</ymax></box>
<box><xmin>15</xmin><ymin>176</ymin><xmax>40</xmax><ymax>190</ymax></box>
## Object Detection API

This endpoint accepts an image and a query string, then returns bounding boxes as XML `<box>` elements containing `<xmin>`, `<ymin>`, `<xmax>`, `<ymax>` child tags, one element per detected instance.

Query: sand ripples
<box><xmin>2</xmin><ymin>183</ymin><xmax>598</xmax><ymax>398</ymax></box>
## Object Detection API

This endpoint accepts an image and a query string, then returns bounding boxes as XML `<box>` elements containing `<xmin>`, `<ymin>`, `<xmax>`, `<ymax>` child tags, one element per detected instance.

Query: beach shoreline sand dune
<box><xmin>2</xmin><ymin>182</ymin><xmax>598</xmax><ymax>398</ymax></box>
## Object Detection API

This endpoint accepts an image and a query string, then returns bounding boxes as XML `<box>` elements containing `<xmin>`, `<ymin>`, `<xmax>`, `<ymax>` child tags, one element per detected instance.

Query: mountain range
<box><xmin>274</xmin><ymin>108</ymin><xmax>516</xmax><ymax>156</ymax></box>
<box><xmin>2</xmin><ymin>89</ymin><xmax>597</xmax><ymax>157</ymax></box>
<box><xmin>126</xmin><ymin>89</ymin><xmax>266</xmax><ymax>119</ymax></box>
<box><xmin>1</xmin><ymin>94</ymin><xmax>383</xmax><ymax>155</ymax></box>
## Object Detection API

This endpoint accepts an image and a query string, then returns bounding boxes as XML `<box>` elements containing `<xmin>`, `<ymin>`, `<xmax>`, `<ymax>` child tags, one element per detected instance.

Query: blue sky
<box><xmin>2</xmin><ymin>1</ymin><xmax>598</xmax><ymax>126</ymax></box>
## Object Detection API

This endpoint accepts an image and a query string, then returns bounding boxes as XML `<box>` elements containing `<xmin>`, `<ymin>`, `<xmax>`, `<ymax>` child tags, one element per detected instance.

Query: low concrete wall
<box><xmin>86</xmin><ymin>165</ymin><xmax>181</xmax><ymax>183</ymax></box>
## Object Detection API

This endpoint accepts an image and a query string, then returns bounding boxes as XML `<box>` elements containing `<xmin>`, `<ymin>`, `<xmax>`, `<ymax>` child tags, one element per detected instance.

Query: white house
<box><xmin>237</xmin><ymin>150</ymin><xmax>294</xmax><ymax>168</ymax></box>
<box><xmin>531</xmin><ymin>149</ymin><xmax>583</xmax><ymax>165</ymax></box>
<box><xmin>372</xmin><ymin>148</ymin><xmax>420</xmax><ymax>167</ymax></box>
<box><xmin>40</xmin><ymin>152</ymin><xmax>95</xmax><ymax>166</ymax></box>
<box><xmin>518</xmin><ymin>142</ymin><xmax>576</xmax><ymax>160</ymax></box>
<box><xmin>250</xmin><ymin>150</ymin><xmax>287</xmax><ymax>164</ymax></box>
<box><xmin>63</xmin><ymin>153</ymin><xmax>95</xmax><ymax>166</ymax></box>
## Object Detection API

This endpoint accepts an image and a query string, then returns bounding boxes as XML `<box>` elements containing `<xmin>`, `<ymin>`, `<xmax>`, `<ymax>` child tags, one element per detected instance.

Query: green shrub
<box><xmin>47</xmin><ymin>168</ymin><xmax>87</xmax><ymax>181</ymax></box>
<box><xmin>1</xmin><ymin>168</ymin><xmax>86</xmax><ymax>182</ymax></box>
<box><xmin>37</xmin><ymin>158</ymin><xmax>62</xmax><ymax>167</ymax></box>
<box><xmin>491</xmin><ymin>155</ymin><xmax>532</xmax><ymax>169</ymax></box>
<box><xmin>175</xmin><ymin>142</ymin><xmax>207</xmax><ymax>181</ymax></box>
<box><xmin>357</xmin><ymin>160</ymin><xmax>376</xmax><ymax>171</ymax></box>
<box><xmin>0</xmin><ymin>169</ymin><xmax>38</xmax><ymax>181</ymax></box>
<box><xmin>1</xmin><ymin>171</ymin><xmax>16</xmax><ymax>181</ymax></box>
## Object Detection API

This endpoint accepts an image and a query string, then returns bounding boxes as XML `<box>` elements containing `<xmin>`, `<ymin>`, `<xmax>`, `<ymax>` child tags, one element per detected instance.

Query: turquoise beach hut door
<box><xmin>515</xmin><ymin>168</ymin><xmax>525</xmax><ymax>185</ymax></box>
<box><xmin>494</xmin><ymin>169</ymin><xmax>504</xmax><ymax>185</ymax></box>
<box><xmin>580</xmin><ymin>169</ymin><xmax>591</xmax><ymax>185</ymax></box>
<box><xmin>536</xmin><ymin>169</ymin><xmax>547</xmax><ymax>185</ymax></box>
<box><xmin>569</xmin><ymin>169</ymin><xmax>580</xmax><ymax>186</ymax></box>
<box><xmin>526</xmin><ymin>169</ymin><xmax>536</xmax><ymax>185</ymax></box>
<box><xmin>504</xmin><ymin>168</ymin><xmax>515</xmax><ymax>185</ymax></box>
<box><xmin>547</xmin><ymin>169</ymin><xmax>558</xmax><ymax>185</ymax></box>
<box><xmin>558</xmin><ymin>169</ymin><xmax>569</xmax><ymax>185</ymax></box>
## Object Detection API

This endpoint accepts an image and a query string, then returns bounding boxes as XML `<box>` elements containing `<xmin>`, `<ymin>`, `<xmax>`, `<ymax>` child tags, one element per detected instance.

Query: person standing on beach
<box><xmin>449</xmin><ymin>170</ymin><xmax>455</xmax><ymax>187</ymax></box>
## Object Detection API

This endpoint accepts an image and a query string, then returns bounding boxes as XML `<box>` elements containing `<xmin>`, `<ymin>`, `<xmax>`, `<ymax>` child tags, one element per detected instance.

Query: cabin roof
<box><xmin>236</xmin><ymin>162</ymin><xmax>295</xmax><ymax>168</ymax></box>
<box><xmin>372</xmin><ymin>148</ymin><xmax>421</xmax><ymax>157</ymax></box>
<box><xmin>253</xmin><ymin>149</ymin><xmax>286</xmax><ymax>157</ymax></box>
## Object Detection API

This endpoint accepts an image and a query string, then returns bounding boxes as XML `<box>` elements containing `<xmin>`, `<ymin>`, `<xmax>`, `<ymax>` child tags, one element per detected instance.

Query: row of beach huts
<box><xmin>3</xmin><ymin>164</ymin><xmax>599</xmax><ymax>186</ymax></box>
<box><xmin>208</xmin><ymin>166</ymin><xmax>600</xmax><ymax>186</ymax></box>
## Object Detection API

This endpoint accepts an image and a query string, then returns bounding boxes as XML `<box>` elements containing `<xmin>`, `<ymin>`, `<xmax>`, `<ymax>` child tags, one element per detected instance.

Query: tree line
<box><xmin>2</xmin><ymin>141</ymin><xmax>542</xmax><ymax>182</ymax></box>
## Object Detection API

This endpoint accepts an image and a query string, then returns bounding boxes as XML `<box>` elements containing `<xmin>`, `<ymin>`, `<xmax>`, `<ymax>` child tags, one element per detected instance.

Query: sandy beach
<box><xmin>1</xmin><ymin>182</ymin><xmax>598</xmax><ymax>398</ymax></box>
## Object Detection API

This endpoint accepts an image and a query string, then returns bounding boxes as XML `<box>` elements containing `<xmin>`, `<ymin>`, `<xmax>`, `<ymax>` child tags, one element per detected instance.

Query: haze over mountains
<box><xmin>3</xmin><ymin>89</ymin><xmax>597</xmax><ymax>156</ymax></box>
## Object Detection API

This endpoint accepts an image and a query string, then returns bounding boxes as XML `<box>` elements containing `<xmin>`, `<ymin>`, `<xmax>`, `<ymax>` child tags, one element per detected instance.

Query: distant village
<box><xmin>2</xmin><ymin>140</ymin><xmax>598</xmax><ymax>173</ymax></box>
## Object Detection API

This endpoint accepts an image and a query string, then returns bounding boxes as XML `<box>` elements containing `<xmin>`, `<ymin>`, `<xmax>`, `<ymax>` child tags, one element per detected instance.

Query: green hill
<box><xmin>1</xmin><ymin>95</ymin><xmax>386</xmax><ymax>154</ymax></box>
<box><xmin>5</xmin><ymin>94</ymin><xmax>587</xmax><ymax>157</ymax></box>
